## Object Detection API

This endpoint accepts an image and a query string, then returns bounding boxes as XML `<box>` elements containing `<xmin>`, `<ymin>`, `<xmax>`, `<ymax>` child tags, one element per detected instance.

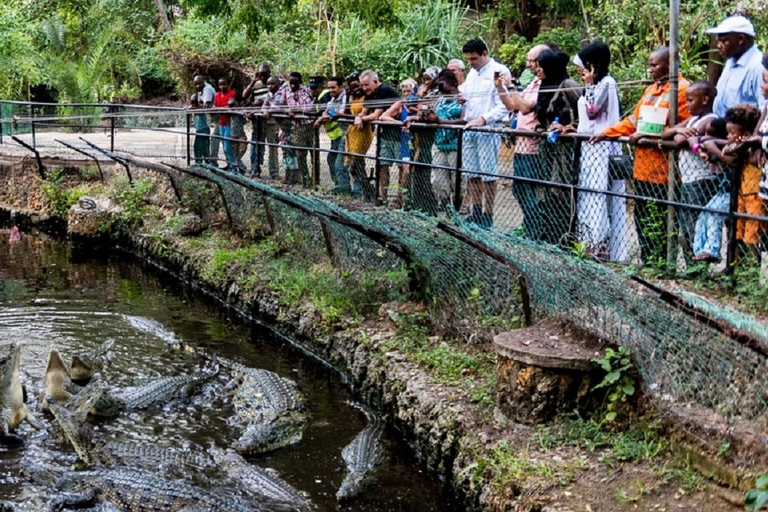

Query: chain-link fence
<box><xmin>4</xmin><ymin>100</ymin><xmax>768</xmax><ymax>431</ymax></box>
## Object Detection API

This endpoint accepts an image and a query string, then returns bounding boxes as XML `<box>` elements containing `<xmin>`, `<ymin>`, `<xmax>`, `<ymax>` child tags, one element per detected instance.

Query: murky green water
<box><xmin>0</xmin><ymin>232</ymin><xmax>459</xmax><ymax>511</ymax></box>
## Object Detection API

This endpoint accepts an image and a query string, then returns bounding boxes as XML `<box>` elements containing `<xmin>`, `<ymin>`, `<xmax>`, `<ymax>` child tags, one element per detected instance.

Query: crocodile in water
<box><xmin>71</xmin><ymin>339</ymin><xmax>114</xmax><ymax>381</ymax></box>
<box><xmin>225</xmin><ymin>362</ymin><xmax>307</xmax><ymax>455</ymax></box>
<box><xmin>211</xmin><ymin>447</ymin><xmax>315</xmax><ymax>511</ymax></box>
<box><xmin>50</xmin><ymin>467</ymin><xmax>256</xmax><ymax>511</ymax></box>
<box><xmin>1</xmin><ymin>343</ymin><xmax>41</xmax><ymax>438</ymax></box>
<box><xmin>336</xmin><ymin>405</ymin><xmax>384</xmax><ymax>501</ymax></box>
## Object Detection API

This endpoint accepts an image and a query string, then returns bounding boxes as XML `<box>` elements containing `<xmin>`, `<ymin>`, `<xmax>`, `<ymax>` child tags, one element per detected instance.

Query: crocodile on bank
<box><xmin>336</xmin><ymin>405</ymin><xmax>384</xmax><ymax>501</ymax></box>
<box><xmin>224</xmin><ymin>362</ymin><xmax>307</xmax><ymax>455</ymax></box>
<box><xmin>1</xmin><ymin>343</ymin><xmax>41</xmax><ymax>439</ymax></box>
<box><xmin>71</xmin><ymin>339</ymin><xmax>114</xmax><ymax>382</ymax></box>
<box><xmin>50</xmin><ymin>467</ymin><xmax>256</xmax><ymax>511</ymax></box>
<box><xmin>211</xmin><ymin>447</ymin><xmax>315</xmax><ymax>511</ymax></box>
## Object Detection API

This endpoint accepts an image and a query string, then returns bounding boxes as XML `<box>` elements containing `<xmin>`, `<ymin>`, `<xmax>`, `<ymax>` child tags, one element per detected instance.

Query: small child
<box><xmin>693</xmin><ymin>105</ymin><xmax>765</xmax><ymax>262</ymax></box>
<box><xmin>661</xmin><ymin>81</ymin><xmax>718</xmax><ymax>263</ymax></box>
<box><xmin>691</xmin><ymin>118</ymin><xmax>729</xmax><ymax>262</ymax></box>
<box><xmin>228</xmin><ymin>96</ymin><xmax>247</xmax><ymax>174</ymax></box>
<box><xmin>190</xmin><ymin>94</ymin><xmax>210</xmax><ymax>165</ymax></box>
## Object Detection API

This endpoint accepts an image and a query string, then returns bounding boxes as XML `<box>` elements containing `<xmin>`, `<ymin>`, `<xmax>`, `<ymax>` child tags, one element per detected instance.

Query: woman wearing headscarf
<box><xmin>572</xmin><ymin>41</ymin><xmax>625</xmax><ymax>260</ymax></box>
<box><xmin>535</xmin><ymin>49</ymin><xmax>581</xmax><ymax>245</ymax></box>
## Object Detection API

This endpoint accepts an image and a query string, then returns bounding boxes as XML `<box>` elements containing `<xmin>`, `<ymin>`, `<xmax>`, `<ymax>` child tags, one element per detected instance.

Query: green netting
<box><xmin>176</xmin><ymin>161</ymin><xmax>768</xmax><ymax>430</ymax></box>
<box><xmin>6</xmin><ymin>102</ymin><xmax>768</xmax><ymax>432</ymax></box>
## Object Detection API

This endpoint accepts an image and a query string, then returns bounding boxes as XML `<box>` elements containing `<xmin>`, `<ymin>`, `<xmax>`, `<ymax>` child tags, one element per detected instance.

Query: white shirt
<box><xmin>463</xmin><ymin>58</ymin><xmax>511</xmax><ymax>126</ymax></box>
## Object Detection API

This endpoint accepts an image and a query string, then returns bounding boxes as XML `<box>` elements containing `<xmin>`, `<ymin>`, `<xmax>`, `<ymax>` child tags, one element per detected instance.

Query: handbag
<box><xmin>608</xmin><ymin>154</ymin><xmax>633</xmax><ymax>181</ymax></box>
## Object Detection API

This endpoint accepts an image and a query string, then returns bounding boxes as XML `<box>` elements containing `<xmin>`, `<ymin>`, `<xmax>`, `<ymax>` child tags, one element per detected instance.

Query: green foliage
<box><xmin>497</xmin><ymin>34</ymin><xmax>529</xmax><ymax>74</ymax></box>
<box><xmin>0</xmin><ymin>5</ymin><xmax>44</xmax><ymax>98</ymax></box>
<box><xmin>101</xmin><ymin>177</ymin><xmax>155</xmax><ymax>234</ymax></box>
<box><xmin>534</xmin><ymin>418</ymin><xmax>668</xmax><ymax>464</ymax></box>
<box><xmin>383</xmin><ymin>312</ymin><xmax>496</xmax><ymax>404</ymax></box>
<box><xmin>395</xmin><ymin>1</ymin><xmax>473</xmax><ymax>73</ymax></box>
<box><xmin>746</xmin><ymin>475</ymin><xmax>768</xmax><ymax>511</ymax></box>
<box><xmin>463</xmin><ymin>440</ymin><xmax>584</xmax><ymax>492</ymax></box>
<box><xmin>40</xmin><ymin>169</ymin><xmax>87</xmax><ymax>218</ymax></box>
<box><xmin>593</xmin><ymin>346</ymin><xmax>637</xmax><ymax>424</ymax></box>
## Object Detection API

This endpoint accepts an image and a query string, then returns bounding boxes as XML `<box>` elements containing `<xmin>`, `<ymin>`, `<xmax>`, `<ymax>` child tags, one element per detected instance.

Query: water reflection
<box><xmin>0</xmin><ymin>232</ymin><xmax>458</xmax><ymax>511</ymax></box>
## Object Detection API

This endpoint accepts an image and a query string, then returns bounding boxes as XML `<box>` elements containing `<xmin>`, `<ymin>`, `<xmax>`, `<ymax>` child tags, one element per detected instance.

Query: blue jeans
<box><xmin>693</xmin><ymin>190</ymin><xmax>729</xmax><ymax>259</ymax></box>
<box><xmin>512</xmin><ymin>153</ymin><xmax>543</xmax><ymax>240</ymax></box>
<box><xmin>462</xmin><ymin>130</ymin><xmax>500</xmax><ymax>181</ymax></box>
<box><xmin>329</xmin><ymin>136</ymin><xmax>350</xmax><ymax>192</ymax></box>
<box><xmin>219</xmin><ymin>125</ymin><xmax>236</xmax><ymax>172</ymax></box>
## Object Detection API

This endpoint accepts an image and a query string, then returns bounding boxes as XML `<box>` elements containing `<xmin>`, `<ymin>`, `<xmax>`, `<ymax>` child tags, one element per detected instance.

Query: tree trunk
<box><xmin>154</xmin><ymin>0</ymin><xmax>172</xmax><ymax>32</ymax></box>
<box><xmin>706</xmin><ymin>35</ymin><xmax>723</xmax><ymax>84</ymax></box>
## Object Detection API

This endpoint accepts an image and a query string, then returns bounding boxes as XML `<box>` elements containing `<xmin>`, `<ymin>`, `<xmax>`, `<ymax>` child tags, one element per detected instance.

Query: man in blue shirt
<box><xmin>707</xmin><ymin>15</ymin><xmax>766</xmax><ymax>117</ymax></box>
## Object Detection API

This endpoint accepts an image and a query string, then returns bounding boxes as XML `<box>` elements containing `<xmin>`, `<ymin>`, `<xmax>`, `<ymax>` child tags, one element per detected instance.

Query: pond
<box><xmin>0</xmin><ymin>231</ymin><xmax>459</xmax><ymax>511</ymax></box>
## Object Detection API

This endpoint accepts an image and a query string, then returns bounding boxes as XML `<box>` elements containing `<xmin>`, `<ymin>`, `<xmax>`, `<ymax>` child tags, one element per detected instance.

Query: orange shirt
<box><xmin>602</xmin><ymin>76</ymin><xmax>690</xmax><ymax>184</ymax></box>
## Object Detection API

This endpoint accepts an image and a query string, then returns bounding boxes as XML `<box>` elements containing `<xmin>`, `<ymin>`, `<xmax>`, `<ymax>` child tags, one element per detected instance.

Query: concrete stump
<box><xmin>68</xmin><ymin>196</ymin><xmax>121</xmax><ymax>237</ymax></box>
<box><xmin>494</xmin><ymin>319</ymin><xmax>604</xmax><ymax>425</ymax></box>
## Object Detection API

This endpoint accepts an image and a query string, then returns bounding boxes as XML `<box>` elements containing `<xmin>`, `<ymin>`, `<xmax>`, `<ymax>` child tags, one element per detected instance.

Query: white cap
<box><xmin>706</xmin><ymin>15</ymin><xmax>756</xmax><ymax>37</ymax></box>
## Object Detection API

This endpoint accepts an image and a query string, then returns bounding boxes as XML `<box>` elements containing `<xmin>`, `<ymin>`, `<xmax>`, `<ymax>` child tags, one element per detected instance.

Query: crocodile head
<box><xmin>234</xmin><ymin>411</ymin><xmax>306</xmax><ymax>455</ymax></box>
<box><xmin>336</xmin><ymin>470</ymin><xmax>366</xmax><ymax>501</ymax></box>
<box><xmin>71</xmin><ymin>338</ymin><xmax>114</xmax><ymax>382</ymax></box>
<box><xmin>46</xmin><ymin>382</ymin><xmax>107</xmax><ymax>466</ymax></box>
<box><xmin>44</xmin><ymin>350</ymin><xmax>72</xmax><ymax>409</ymax></box>
<box><xmin>1</xmin><ymin>343</ymin><xmax>28</xmax><ymax>434</ymax></box>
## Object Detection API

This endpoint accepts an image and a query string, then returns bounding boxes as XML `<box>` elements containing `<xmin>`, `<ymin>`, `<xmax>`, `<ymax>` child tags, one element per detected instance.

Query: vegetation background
<box><xmin>1</xmin><ymin>0</ymin><xmax>766</xmax><ymax>110</ymax></box>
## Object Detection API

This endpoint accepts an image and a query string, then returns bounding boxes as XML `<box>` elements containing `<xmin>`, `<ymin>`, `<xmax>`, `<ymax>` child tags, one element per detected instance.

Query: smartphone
<box><xmin>494</xmin><ymin>71</ymin><xmax>501</xmax><ymax>79</ymax></box>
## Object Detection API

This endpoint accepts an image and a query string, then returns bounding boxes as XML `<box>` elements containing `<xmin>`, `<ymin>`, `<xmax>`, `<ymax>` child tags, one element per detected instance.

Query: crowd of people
<box><xmin>188</xmin><ymin>14</ymin><xmax>768</xmax><ymax>266</ymax></box>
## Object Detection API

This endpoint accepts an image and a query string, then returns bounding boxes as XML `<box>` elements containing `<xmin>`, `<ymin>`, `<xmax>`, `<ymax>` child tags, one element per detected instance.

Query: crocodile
<box><xmin>44</xmin><ymin>350</ymin><xmax>73</xmax><ymax>409</ymax></box>
<box><xmin>109</xmin><ymin>366</ymin><xmax>217</xmax><ymax>411</ymax></box>
<box><xmin>71</xmin><ymin>339</ymin><xmax>114</xmax><ymax>382</ymax></box>
<box><xmin>1</xmin><ymin>343</ymin><xmax>41</xmax><ymax>438</ymax></box>
<box><xmin>46</xmin><ymin>384</ymin><xmax>113</xmax><ymax>467</ymax></box>
<box><xmin>336</xmin><ymin>406</ymin><xmax>384</xmax><ymax>501</ymax></box>
<box><xmin>225</xmin><ymin>362</ymin><xmax>307</xmax><ymax>455</ymax></box>
<box><xmin>50</xmin><ymin>467</ymin><xmax>256</xmax><ymax>511</ymax></box>
<box><xmin>47</xmin><ymin>373</ymin><xmax>220</xmax><ymax>475</ymax></box>
<box><xmin>211</xmin><ymin>447</ymin><xmax>315</xmax><ymax>511</ymax></box>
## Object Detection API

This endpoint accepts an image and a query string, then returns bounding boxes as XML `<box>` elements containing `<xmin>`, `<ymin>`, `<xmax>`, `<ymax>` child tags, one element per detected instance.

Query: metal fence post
<box><xmin>30</xmin><ymin>103</ymin><xmax>36</xmax><ymax>149</ymax></box>
<box><xmin>110</xmin><ymin>112</ymin><xmax>115</xmax><ymax>153</ymax></box>
<box><xmin>0</xmin><ymin>101</ymin><xmax>4</xmax><ymax>144</ymax></box>
<box><xmin>725</xmin><ymin>165</ymin><xmax>742</xmax><ymax>281</ymax></box>
<box><xmin>374</xmin><ymin>123</ymin><xmax>381</xmax><ymax>205</ymax></box>
<box><xmin>186</xmin><ymin>113</ymin><xmax>191</xmax><ymax>166</ymax></box>
<box><xmin>453</xmin><ymin>127</ymin><xmax>464</xmax><ymax>213</ymax></box>
<box><xmin>312</xmin><ymin>125</ymin><xmax>320</xmax><ymax>189</ymax></box>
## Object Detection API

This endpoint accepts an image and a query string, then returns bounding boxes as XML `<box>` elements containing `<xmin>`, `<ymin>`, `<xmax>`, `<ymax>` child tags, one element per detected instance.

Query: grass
<box><xmin>463</xmin><ymin>440</ymin><xmax>587</xmax><ymax>493</ymax></box>
<box><xmin>533</xmin><ymin>417</ymin><xmax>668</xmax><ymax>465</ymax></box>
<box><xmin>381</xmin><ymin>313</ymin><xmax>497</xmax><ymax>406</ymax></box>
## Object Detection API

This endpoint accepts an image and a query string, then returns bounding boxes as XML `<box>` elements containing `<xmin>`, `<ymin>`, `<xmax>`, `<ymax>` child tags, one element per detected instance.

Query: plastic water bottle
<box><xmin>327</xmin><ymin>107</ymin><xmax>336</xmax><ymax>118</ymax></box>
<box><xmin>547</xmin><ymin>117</ymin><xmax>561</xmax><ymax>144</ymax></box>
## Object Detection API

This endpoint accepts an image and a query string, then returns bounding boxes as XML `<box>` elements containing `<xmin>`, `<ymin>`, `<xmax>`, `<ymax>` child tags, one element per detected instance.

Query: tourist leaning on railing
<box><xmin>590</xmin><ymin>47</ymin><xmax>690</xmax><ymax>266</ymax></box>
<box><xmin>661</xmin><ymin>81</ymin><xmax>719</xmax><ymax>265</ymax></box>
<box><xmin>534</xmin><ymin>48</ymin><xmax>581</xmax><ymax>245</ymax></box>
<box><xmin>570</xmin><ymin>41</ymin><xmax>623</xmax><ymax>261</ymax></box>
<box><xmin>496</xmin><ymin>44</ymin><xmax>547</xmax><ymax>241</ymax></box>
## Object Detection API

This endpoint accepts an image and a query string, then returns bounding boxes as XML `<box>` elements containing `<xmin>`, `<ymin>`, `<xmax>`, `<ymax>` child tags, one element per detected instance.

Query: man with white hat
<box><xmin>707</xmin><ymin>15</ymin><xmax>765</xmax><ymax>117</ymax></box>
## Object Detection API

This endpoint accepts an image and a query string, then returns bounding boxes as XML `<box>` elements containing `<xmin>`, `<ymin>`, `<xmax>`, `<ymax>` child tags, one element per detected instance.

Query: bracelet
<box><xmin>691</xmin><ymin>143</ymin><xmax>701</xmax><ymax>153</ymax></box>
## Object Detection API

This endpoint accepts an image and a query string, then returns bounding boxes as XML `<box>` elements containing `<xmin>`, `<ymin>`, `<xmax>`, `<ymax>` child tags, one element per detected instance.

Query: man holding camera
<box><xmin>461</xmin><ymin>38</ymin><xmax>511</xmax><ymax>229</ymax></box>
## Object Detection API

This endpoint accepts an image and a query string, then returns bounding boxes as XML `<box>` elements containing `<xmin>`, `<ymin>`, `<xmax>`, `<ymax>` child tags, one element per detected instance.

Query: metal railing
<box><xmin>2</xmin><ymin>99</ymin><xmax>766</xmax><ymax>276</ymax></box>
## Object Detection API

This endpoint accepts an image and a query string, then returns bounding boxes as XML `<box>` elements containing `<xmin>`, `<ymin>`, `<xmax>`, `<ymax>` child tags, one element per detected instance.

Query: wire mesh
<box><xmin>4</xmin><ymin>100</ymin><xmax>768</xmax><ymax>429</ymax></box>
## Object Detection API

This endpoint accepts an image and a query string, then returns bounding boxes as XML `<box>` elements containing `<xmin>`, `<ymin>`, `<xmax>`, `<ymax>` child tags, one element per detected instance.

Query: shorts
<box><xmin>462</xmin><ymin>130</ymin><xmax>500</xmax><ymax>182</ymax></box>
<box><xmin>380</xmin><ymin>139</ymin><xmax>403</xmax><ymax>167</ymax></box>
<box><xmin>736</xmin><ymin>193</ymin><xmax>767</xmax><ymax>245</ymax></box>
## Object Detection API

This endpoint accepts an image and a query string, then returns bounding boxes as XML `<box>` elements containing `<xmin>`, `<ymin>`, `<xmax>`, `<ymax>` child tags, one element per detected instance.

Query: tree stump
<box><xmin>494</xmin><ymin>318</ymin><xmax>605</xmax><ymax>425</ymax></box>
